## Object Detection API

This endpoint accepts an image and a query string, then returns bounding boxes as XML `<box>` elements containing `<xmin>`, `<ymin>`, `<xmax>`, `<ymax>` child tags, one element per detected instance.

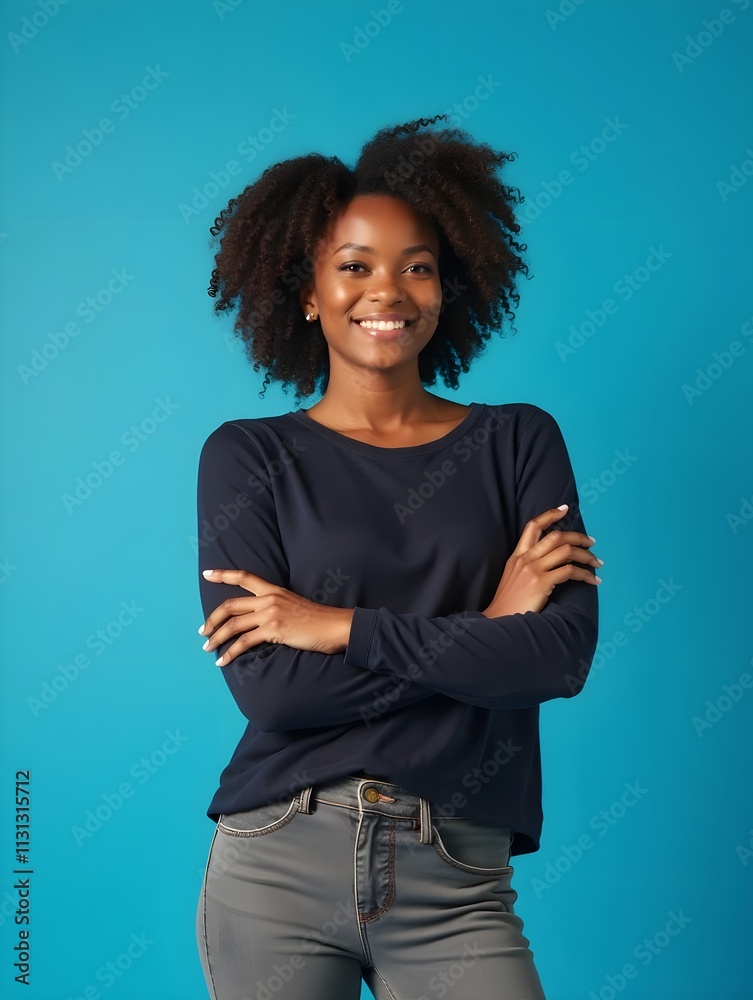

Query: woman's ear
<box><xmin>299</xmin><ymin>283</ymin><xmax>316</xmax><ymax>319</ymax></box>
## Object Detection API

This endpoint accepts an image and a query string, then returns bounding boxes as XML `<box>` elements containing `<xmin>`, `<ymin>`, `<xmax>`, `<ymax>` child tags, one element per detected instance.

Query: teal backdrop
<box><xmin>1</xmin><ymin>0</ymin><xmax>751</xmax><ymax>998</ymax></box>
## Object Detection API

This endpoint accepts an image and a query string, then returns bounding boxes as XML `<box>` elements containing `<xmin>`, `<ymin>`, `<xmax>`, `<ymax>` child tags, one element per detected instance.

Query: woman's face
<box><xmin>301</xmin><ymin>193</ymin><xmax>443</xmax><ymax>377</ymax></box>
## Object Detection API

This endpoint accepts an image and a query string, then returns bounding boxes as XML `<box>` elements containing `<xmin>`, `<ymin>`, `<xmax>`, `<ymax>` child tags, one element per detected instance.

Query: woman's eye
<box><xmin>338</xmin><ymin>263</ymin><xmax>432</xmax><ymax>273</ymax></box>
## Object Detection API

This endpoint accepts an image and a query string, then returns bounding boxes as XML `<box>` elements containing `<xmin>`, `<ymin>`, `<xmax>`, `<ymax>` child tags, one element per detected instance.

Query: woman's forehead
<box><xmin>317</xmin><ymin>195</ymin><xmax>438</xmax><ymax>251</ymax></box>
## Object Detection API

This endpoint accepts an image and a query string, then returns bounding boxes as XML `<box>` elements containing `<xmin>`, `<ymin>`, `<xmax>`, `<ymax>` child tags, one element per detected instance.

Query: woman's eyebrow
<box><xmin>331</xmin><ymin>242</ymin><xmax>436</xmax><ymax>258</ymax></box>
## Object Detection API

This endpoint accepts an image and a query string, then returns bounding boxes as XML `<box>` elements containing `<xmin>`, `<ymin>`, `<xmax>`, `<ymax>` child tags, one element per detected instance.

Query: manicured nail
<box><xmin>596</xmin><ymin>558</ymin><xmax>604</xmax><ymax>566</ymax></box>
<box><xmin>215</xmin><ymin>656</ymin><xmax>224</xmax><ymax>666</ymax></box>
<box><xmin>203</xmin><ymin>569</ymin><xmax>214</xmax><ymax>578</ymax></box>
<box><xmin>594</xmin><ymin>575</ymin><xmax>602</xmax><ymax>583</ymax></box>
<box><xmin>198</xmin><ymin>625</ymin><xmax>205</xmax><ymax>634</ymax></box>
<box><xmin>588</xmin><ymin>536</ymin><xmax>597</xmax><ymax>543</ymax></box>
<box><xmin>202</xmin><ymin>640</ymin><xmax>210</xmax><ymax>651</ymax></box>
<box><xmin>557</xmin><ymin>504</ymin><xmax>568</xmax><ymax>511</ymax></box>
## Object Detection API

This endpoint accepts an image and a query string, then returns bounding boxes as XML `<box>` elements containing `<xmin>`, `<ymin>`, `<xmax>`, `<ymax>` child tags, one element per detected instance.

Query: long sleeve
<box><xmin>196</xmin><ymin>421</ymin><xmax>440</xmax><ymax>732</ymax></box>
<box><xmin>342</xmin><ymin>406</ymin><xmax>599</xmax><ymax>709</ymax></box>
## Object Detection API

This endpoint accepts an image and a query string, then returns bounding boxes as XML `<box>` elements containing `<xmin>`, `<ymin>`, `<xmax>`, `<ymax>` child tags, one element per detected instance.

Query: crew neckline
<box><xmin>289</xmin><ymin>402</ymin><xmax>486</xmax><ymax>457</ymax></box>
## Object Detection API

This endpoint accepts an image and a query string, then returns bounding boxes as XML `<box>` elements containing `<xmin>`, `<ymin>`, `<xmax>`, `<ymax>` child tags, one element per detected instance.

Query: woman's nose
<box><xmin>367</xmin><ymin>283</ymin><xmax>404</xmax><ymax>303</ymax></box>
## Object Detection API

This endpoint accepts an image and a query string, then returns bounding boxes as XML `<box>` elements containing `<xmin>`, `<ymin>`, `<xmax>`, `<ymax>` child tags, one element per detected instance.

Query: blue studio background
<box><xmin>1</xmin><ymin>0</ymin><xmax>751</xmax><ymax>998</ymax></box>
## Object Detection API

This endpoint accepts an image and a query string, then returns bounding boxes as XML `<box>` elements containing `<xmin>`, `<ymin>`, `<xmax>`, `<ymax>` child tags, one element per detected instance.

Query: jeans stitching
<box><xmin>216</xmin><ymin>800</ymin><xmax>299</xmax><ymax>837</ymax></box>
<box><xmin>358</xmin><ymin>819</ymin><xmax>397</xmax><ymax>923</ymax></box>
<box><xmin>431</xmin><ymin>825</ymin><xmax>514</xmax><ymax>876</ymax></box>
<box><xmin>352</xmin><ymin>802</ymin><xmax>373</xmax><ymax>968</ymax></box>
<box><xmin>313</xmin><ymin>795</ymin><xmax>468</xmax><ymax>821</ymax></box>
<box><xmin>316</xmin><ymin>796</ymin><xmax>418</xmax><ymax>820</ymax></box>
<box><xmin>200</xmin><ymin>826</ymin><xmax>220</xmax><ymax>1000</ymax></box>
<box><xmin>369</xmin><ymin>963</ymin><xmax>398</xmax><ymax>999</ymax></box>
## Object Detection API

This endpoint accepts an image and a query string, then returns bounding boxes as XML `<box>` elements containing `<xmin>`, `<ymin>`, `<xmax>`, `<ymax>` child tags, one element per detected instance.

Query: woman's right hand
<box><xmin>481</xmin><ymin>505</ymin><xmax>602</xmax><ymax>618</ymax></box>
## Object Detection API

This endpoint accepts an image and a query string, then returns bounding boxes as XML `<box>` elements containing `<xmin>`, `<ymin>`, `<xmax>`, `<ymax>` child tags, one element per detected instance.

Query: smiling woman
<box><xmin>194</xmin><ymin>114</ymin><xmax>599</xmax><ymax>1000</ymax></box>
<box><xmin>206</xmin><ymin>114</ymin><xmax>530</xmax><ymax>407</ymax></box>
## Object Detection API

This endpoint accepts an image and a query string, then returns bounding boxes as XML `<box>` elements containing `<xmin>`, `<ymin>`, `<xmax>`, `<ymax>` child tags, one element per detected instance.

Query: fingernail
<box><xmin>557</xmin><ymin>504</ymin><xmax>568</xmax><ymax>511</ymax></box>
<box><xmin>594</xmin><ymin>575</ymin><xmax>602</xmax><ymax>583</ymax></box>
<box><xmin>198</xmin><ymin>625</ymin><xmax>205</xmax><ymax>634</ymax></box>
<box><xmin>215</xmin><ymin>656</ymin><xmax>224</xmax><ymax>666</ymax></box>
<box><xmin>202</xmin><ymin>640</ymin><xmax>210</xmax><ymax>651</ymax></box>
<box><xmin>203</xmin><ymin>569</ymin><xmax>214</xmax><ymax>578</ymax></box>
<box><xmin>588</xmin><ymin>536</ymin><xmax>597</xmax><ymax>543</ymax></box>
<box><xmin>596</xmin><ymin>558</ymin><xmax>604</xmax><ymax>566</ymax></box>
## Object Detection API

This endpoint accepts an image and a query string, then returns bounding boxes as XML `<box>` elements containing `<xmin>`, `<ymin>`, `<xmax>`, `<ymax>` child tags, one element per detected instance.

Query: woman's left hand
<box><xmin>199</xmin><ymin>568</ymin><xmax>355</xmax><ymax>666</ymax></box>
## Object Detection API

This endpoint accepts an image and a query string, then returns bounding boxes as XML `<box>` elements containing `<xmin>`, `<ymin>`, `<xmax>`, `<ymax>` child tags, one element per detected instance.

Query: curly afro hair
<box><xmin>207</xmin><ymin>113</ymin><xmax>531</xmax><ymax>405</ymax></box>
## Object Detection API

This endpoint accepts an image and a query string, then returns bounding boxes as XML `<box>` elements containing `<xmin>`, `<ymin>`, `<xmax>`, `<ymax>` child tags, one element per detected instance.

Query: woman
<box><xmin>194</xmin><ymin>115</ymin><xmax>601</xmax><ymax>1000</ymax></box>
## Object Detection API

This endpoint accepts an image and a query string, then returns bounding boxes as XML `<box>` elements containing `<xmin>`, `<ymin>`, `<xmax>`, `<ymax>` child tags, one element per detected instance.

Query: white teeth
<box><xmin>357</xmin><ymin>319</ymin><xmax>407</xmax><ymax>331</ymax></box>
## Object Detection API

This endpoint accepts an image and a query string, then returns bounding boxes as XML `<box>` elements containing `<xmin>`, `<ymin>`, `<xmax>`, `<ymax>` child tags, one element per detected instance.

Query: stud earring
<box><xmin>306</xmin><ymin>312</ymin><xmax>318</xmax><ymax>322</ymax></box>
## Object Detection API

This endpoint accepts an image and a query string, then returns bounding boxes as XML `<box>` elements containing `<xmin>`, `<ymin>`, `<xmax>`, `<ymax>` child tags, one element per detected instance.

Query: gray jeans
<box><xmin>196</xmin><ymin>774</ymin><xmax>546</xmax><ymax>999</ymax></box>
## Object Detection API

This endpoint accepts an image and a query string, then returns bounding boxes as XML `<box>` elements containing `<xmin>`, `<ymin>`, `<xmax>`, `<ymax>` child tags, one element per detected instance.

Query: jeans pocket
<box><xmin>217</xmin><ymin>795</ymin><xmax>301</xmax><ymax>838</ymax></box>
<box><xmin>431</xmin><ymin>817</ymin><xmax>513</xmax><ymax>876</ymax></box>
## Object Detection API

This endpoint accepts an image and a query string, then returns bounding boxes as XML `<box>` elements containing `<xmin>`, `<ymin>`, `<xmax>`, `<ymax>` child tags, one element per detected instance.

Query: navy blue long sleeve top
<box><xmin>196</xmin><ymin>401</ymin><xmax>599</xmax><ymax>856</ymax></box>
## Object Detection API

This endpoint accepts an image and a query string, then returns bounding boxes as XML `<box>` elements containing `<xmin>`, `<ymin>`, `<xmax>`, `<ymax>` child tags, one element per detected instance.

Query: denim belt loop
<box><xmin>296</xmin><ymin>785</ymin><xmax>314</xmax><ymax>814</ymax></box>
<box><xmin>419</xmin><ymin>795</ymin><xmax>432</xmax><ymax>844</ymax></box>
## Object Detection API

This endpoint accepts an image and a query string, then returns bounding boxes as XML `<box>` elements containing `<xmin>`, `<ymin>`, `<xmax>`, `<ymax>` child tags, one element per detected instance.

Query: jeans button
<box><xmin>363</xmin><ymin>787</ymin><xmax>380</xmax><ymax>803</ymax></box>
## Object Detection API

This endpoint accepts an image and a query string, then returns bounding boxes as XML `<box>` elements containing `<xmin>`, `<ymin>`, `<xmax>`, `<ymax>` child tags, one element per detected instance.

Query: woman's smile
<box><xmin>352</xmin><ymin>317</ymin><xmax>415</xmax><ymax>339</ymax></box>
